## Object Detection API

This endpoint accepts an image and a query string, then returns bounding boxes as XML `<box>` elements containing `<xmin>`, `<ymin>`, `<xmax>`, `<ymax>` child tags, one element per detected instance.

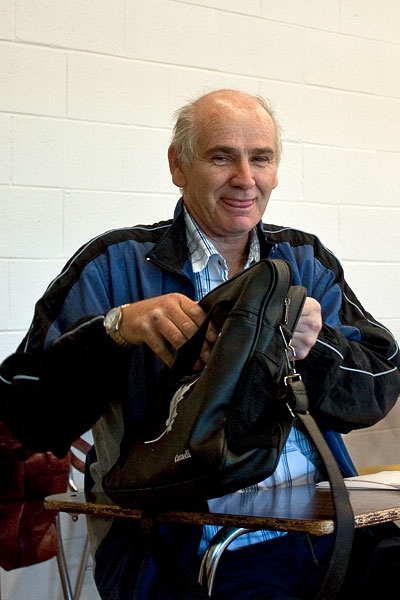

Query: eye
<box><xmin>252</xmin><ymin>155</ymin><xmax>272</xmax><ymax>165</ymax></box>
<box><xmin>212</xmin><ymin>155</ymin><xmax>231</xmax><ymax>165</ymax></box>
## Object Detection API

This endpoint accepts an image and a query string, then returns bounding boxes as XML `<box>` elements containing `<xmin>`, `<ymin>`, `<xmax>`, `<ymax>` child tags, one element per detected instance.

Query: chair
<box><xmin>198</xmin><ymin>527</ymin><xmax>251</xmax><ymax>595</ymax></box>
<box><xmin>56</xmin><ymin>437</ymin><xmax>92</xmax><ymax>600</ymax></box>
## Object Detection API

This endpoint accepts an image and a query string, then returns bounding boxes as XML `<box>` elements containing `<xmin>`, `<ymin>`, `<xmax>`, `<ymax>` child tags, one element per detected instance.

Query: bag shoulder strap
<box><xmin>288</xmin><ymin>377</ymin><xmax>355</xmax><ymax>600</ymax></box>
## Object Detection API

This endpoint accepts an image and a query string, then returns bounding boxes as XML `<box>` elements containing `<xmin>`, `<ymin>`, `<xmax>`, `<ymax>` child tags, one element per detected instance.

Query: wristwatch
<box><xmin>104</xmin><ymin>305</ymin><xmax>131</xmax><ymax>347</ymax></box>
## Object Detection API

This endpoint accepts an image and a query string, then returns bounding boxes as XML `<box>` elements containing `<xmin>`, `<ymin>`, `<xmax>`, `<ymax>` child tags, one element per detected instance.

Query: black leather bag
<box><xmin>103</xmin><ymin>259</ymin><xmax>307</xmax><ymax>507</ymax></box>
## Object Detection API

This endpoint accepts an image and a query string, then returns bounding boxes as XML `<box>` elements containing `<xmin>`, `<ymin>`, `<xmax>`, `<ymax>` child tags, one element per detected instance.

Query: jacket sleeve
<box><xmin>0</xmin><ymin>232</ymin><xmax>147</xmax><ymax>457</ymax></box>
<box><xmin>0</xmin><ymin>316</ymin><xmax>131</xmax><ymax>458</ymax></box>
<box><xmin>296</xmin><ymin>262</ymin><xmax>400</xmax><ymax>433</ymax></box>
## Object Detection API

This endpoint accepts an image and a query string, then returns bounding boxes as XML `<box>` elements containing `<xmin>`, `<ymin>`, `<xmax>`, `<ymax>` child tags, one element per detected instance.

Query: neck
<box><xmin>214</xmin><ymin>237</ymin><xmax>250</xmax><ymax>279</ymax></box>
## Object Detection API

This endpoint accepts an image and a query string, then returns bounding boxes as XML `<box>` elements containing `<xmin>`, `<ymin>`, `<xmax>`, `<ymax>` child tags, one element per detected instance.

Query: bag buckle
<box><xmin>279</xmin><ymin>324</ymin><xmax>299</xmax><ymax>378</ymax></box>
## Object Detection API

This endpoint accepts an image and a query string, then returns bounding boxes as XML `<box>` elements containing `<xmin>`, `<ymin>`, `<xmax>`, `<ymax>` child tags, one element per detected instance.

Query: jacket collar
<box><xmin>146</xmin><ymin>199</ymin><xmax>191</xmax><ymax>275</ymax></box>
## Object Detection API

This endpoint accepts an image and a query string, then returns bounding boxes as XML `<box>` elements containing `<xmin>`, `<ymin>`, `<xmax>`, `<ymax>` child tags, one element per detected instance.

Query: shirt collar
<box><xmin>184</xmin><ymin>206</ymin><xmax>260</xmax><ymax>274</ymax></box>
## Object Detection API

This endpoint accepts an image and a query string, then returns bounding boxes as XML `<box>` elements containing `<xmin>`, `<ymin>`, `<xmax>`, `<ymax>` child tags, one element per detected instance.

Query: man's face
<box><xmin>169</xmin><ymin>95</ymin><xmax>279</xmax><ymax>244</ymax></box>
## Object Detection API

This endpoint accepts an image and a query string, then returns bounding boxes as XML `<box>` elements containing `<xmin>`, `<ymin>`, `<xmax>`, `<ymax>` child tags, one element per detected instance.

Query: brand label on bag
<box><xmin>175</xmin><ymin>449</ymin><xmax>192</xmax><ymax>462</ymax></box>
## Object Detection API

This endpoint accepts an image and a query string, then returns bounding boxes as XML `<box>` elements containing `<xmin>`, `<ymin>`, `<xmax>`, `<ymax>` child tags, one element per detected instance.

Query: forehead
<box><xmin>195</xmin><ymin>102</ymin><xmax>276</xmax><ymax>152</ymax></box>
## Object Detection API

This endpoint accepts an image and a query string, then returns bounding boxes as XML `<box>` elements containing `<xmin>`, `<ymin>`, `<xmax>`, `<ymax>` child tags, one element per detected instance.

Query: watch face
<box><xmin>104</xmin><ymin>307</ymin><xmax>120</xmax><ymax>331</ymax></box>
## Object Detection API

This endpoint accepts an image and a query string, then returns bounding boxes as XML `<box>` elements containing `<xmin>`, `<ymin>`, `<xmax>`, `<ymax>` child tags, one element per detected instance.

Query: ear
<box><xmin>168</xmin><ymin>145</ymin><xmax>187</xmax><ymax>188</ymax></box>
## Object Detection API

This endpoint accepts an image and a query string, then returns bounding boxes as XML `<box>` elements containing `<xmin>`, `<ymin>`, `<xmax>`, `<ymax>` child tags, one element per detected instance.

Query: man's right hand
<box><xmin>118</xmin><ymin>294</ymin><xmax>218</xmax><ymax>367</ymax></box>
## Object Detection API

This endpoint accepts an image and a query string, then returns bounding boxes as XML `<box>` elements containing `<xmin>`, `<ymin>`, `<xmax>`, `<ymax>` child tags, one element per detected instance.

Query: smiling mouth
<box><xmin>222</xmin><ymin>197</ymin><xmax>255</xmax><ymax>207</ymax></box>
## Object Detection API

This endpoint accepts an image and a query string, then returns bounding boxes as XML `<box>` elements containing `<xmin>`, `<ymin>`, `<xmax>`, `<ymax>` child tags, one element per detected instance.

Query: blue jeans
<box><xmin>211</xmin><ymin>532</ymin><xmax>333</xmax><ymax>600</ymax></box>
<box><xmin>212</xmin><ymin>525</ymin><xmax>400</xmax><ymax>600</ymax></box>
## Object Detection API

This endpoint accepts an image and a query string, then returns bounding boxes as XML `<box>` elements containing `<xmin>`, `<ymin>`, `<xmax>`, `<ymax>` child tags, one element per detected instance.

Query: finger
<box><xmin>199</xmin><ymin>339</ymin><xmax>212</xmax><ymax>365</ymax></box>
<box><xmin>164</xmin><ymin>300</ymin><xmax>207</xmax><ymax>349</ymax></box>
<box><xmin>136</xmin><ymin>324</ymin><xmax>177</xmax><ymax>366</ymax></box>
<box><xmin>205</xmin><ymin>322</ymin><xmax>218</xmax><ymax>344</ymax></box>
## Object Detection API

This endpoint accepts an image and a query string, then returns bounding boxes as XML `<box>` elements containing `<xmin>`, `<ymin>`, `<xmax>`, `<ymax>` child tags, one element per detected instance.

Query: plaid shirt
<box><xmin>185</xmin><ymin>209</ymin><xmax>260</xmax><ymax>299</ymax></box>
<box><xmin>184</xmin><ymin>208</ymin><xmax>322</xmax><ymax>552</ymax></box>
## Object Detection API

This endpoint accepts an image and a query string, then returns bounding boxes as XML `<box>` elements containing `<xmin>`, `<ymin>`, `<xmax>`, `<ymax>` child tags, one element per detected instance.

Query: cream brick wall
<box><xmin>1</xmin><ymin>1</ymin><xmax>399</xmax><ymax>598</ymax></box>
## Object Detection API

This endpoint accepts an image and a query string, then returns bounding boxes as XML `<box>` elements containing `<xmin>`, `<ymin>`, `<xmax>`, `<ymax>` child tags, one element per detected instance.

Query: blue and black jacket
<box><xmin>1</xmin><ymin>199</ymin><xmax>399</xmax><ymax>598</ymax></box>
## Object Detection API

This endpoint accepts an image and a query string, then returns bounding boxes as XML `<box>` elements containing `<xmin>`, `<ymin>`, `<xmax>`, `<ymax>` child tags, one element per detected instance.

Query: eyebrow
<box><xmin>204</xmin><ymin>145</ymin><xmax>275</xmax><ymax>157</ymax></box>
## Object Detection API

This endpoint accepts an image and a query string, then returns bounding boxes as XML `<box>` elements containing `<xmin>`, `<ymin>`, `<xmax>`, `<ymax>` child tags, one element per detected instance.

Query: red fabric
<box><xmin>0</xmin><ymin>422</ymin><xmax>70</xmax><ymax>570</ymax></box>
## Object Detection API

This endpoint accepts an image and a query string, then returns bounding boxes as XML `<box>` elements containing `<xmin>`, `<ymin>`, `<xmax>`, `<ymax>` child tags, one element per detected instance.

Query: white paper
<box><xmin>316</xmin><ymin>471</ymin><xmax>400</xmax><ymax>490</ymax></box>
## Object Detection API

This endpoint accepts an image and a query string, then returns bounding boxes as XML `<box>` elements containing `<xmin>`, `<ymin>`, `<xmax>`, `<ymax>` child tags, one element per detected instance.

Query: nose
<box><xmin>231</xmin><ymin>159</ymin><xmax>255</xmax><ymax>188</ymax></box>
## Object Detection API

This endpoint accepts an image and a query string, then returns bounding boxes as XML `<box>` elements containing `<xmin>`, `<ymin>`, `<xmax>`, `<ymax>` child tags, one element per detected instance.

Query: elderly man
<box><xmin>1</xmin><ymin>89</ymin><xmax>399</xmax><ymax>599</ymax></box>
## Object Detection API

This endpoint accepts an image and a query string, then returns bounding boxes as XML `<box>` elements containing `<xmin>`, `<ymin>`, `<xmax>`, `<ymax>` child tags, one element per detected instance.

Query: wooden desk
<box><xmin>45</xmin><ymin>485</ymin><xmax>400</xmax><ymax>536</ymax></box>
